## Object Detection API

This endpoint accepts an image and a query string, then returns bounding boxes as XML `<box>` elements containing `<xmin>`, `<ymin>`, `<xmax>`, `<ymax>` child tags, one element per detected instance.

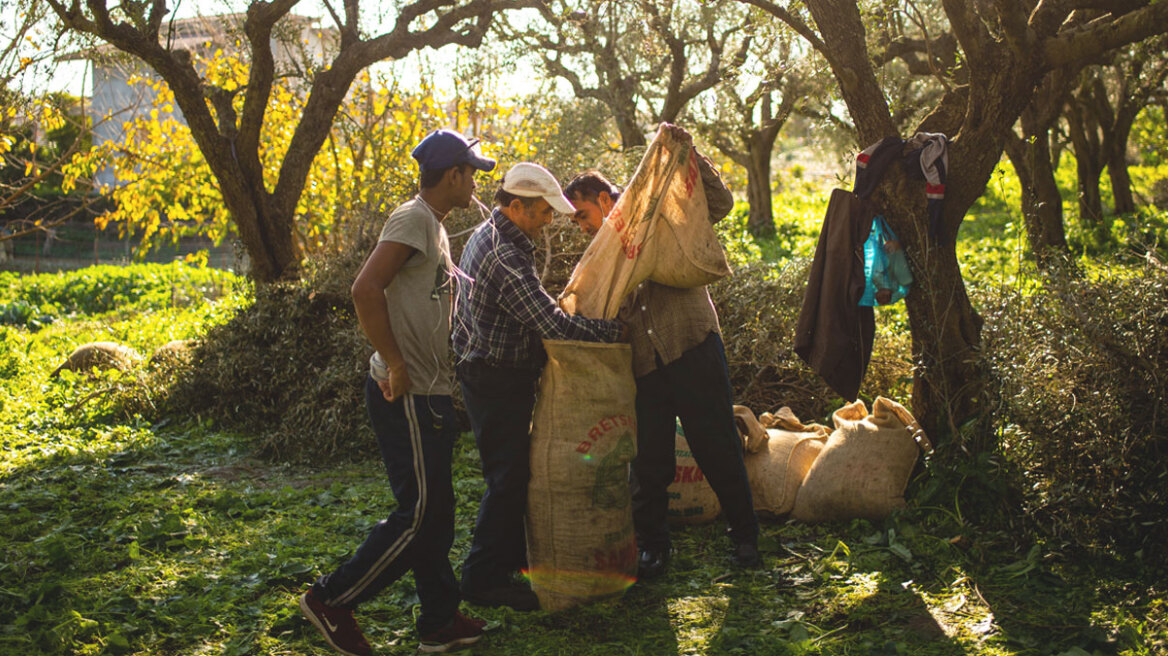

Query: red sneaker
<box><xmin>299</xmin><ymin>589</ymin><xmax>373</xmax><ymax>656</ymax></box>
<box><xmin>418</xmin><ymin>610</ymin><xmax>485</xmax><ymax>653</ymax></box>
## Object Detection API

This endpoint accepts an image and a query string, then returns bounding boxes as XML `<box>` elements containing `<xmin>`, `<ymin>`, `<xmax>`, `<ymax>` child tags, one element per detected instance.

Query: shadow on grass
<box><xmin>1</xmin><ymin>429</ymin><xmax>1156</xmax><ymax>656</ymax></box>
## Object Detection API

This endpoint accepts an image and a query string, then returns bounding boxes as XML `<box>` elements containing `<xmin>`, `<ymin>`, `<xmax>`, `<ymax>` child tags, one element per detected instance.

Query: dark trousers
<box><xmin>313</xmin><ymin>378</ymin><xmax>459</xmax><ymax>635</ymax></box>
<box><xmin>456</xmin><ymin>359</ymin><xmax>541</xmax><ymax>592</ymax></box>
<box><xmin>631</xmin><ymin>332</ymin><xmax>759</xmax><ymax>552</ymax></box>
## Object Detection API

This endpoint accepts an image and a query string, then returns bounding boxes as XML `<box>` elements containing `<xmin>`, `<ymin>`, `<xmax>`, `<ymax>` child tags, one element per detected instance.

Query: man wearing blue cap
<box><xmin>300</xmin><ymin>130</ymin><xmax>495</xmax><ymax>655</ymax></box>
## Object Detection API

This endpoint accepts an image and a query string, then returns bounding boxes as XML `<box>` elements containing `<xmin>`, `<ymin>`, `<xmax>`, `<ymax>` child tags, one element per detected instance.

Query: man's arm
<box><xmin>492</xmin><ymin>249</ymin><xmax>623</xmax><ymax>343</ymax></box>
<box><xmin>695</xmin><ymin>152</ymin><xmax>735</xmax><ymax>225</ymax></box>
<box><xmin>352</xmin><ymin>241</ymin><xmax>415</xmax><ymax>402</ymax></box>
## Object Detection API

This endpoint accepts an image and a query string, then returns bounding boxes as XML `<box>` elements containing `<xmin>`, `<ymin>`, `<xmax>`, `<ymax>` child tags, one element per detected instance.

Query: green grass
<box><xmin>3</xmin><ymin>421</ymin><xmax>1164</xmax><ymax>655</ymax></box>
<box><xmin>1</xmin><ymin>263</ymin><xmax>1165</xmax><ymax>655</ymax></box>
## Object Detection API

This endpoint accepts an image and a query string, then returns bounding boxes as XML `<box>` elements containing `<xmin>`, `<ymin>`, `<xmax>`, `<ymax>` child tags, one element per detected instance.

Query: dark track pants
<box><xmin>313</xmin><ymin>378</ymin><xmax>459</xmax><ymax>635</ymax></box>
<box><xmin>631</xmin><ymin>332</ymin><xmax>759</xmax><ymax>552</ymax></box>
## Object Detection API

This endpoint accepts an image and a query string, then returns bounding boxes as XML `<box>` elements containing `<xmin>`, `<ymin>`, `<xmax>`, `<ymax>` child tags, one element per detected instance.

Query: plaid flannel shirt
<box><xmin>453</xmin><ymin>209</ymin><xmax>623</xmax><ymax>370</ymax></box>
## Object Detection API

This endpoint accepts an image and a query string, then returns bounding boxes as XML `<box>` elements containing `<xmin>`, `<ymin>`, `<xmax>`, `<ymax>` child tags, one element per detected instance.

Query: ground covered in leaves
<box><xmin>1</xmin><ymin>261</ymin><xmax>1164</xmax><ymax>656</ymax></box>
<box><xmin>1</xmin><ymin>420</ymin><xmax>1163</xmax><ymax>655</ymax></box>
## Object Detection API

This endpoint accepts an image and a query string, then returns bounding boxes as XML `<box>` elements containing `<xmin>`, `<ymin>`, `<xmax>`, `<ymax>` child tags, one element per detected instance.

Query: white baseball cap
<box><xmin>501</xmin><ymin>162</ymin><xmax>575</xmax><ymax>214</ymax></box>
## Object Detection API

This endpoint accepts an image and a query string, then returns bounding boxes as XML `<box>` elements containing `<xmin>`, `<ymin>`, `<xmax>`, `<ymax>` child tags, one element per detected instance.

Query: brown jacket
<box><xmin>793</xmin><ymin>189</ymin><xmax>876</xmax><ymax>401</ymax></box>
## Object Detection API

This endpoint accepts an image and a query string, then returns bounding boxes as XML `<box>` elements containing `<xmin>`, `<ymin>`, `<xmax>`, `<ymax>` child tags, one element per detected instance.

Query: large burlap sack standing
<box><xmin>742</xmin><ymin>407</ymin><xmax>830</xmax><ymax>517</ymax></box>
<box><xmin>667</xmin><ymin>422</ymin><xmax>721</xmax><ymax>525</ymax></box>
<box><xmin>791</xmin><ymin>397</ymin><xmax>932</xmax><ymax>522</ymax></box>
<box><xmin>559</xmin><ymin>124</ymin><xmax>731</xmax><ymax>319</ymax></box>
<box><xmin>527</xmin><ymin>340</ymin><xmax>638</xmax><ymax>611</ymax></box>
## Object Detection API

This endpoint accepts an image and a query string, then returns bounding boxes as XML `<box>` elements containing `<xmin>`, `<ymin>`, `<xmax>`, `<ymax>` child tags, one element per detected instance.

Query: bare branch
<box><xmin>994</xmin><ymin>0</ymin><xmax>1035</xmax><ymax>57</ymax></box>
<box><xmin>737</xmin><ymin>0</ymin><xmax>827</xmax><ymax>54</ymax></box>
<box><xmin>1043</xmin><ymin>2</ymin><xmax>1168</xmax><ymax>67</ymax></box>
<box><xmin>237</xmin><ymin>0</ymin><xmax>298</xmax><ymax>184</ymax></box>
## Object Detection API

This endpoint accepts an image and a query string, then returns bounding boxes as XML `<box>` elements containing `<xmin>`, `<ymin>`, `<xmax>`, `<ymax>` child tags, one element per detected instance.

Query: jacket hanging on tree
<box><xmin>794</xmin><ymin>133</ymin><xmax>946</xmax><ymax>401</ymax></box>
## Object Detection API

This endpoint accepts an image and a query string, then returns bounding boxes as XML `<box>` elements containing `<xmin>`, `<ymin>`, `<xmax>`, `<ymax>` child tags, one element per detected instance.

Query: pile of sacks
<box><xmin>49</xmin><ymin>340</ymin><xmax>197</xmax><ymax>378</ymax></box>
<box><xmin>668</xmin><ymin>397</ymin><xmax>932</xmax><ymax>524</ymax></box>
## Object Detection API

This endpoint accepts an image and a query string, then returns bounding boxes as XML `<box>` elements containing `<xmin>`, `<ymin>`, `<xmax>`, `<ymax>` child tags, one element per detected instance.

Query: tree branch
<box><xmin>238</xmin><ymin>0</ymin><xmax>297</xmax><ymax>186</ymax></box>
<box><xmin>737</xmin><ymin>0</ymin><xmax>827</xmax><ymax>55</ymax></box>
<box><xmin>1043</xmin><ymin>2</ymin><xmax>1168</xmax><ymax>68</ymax></box>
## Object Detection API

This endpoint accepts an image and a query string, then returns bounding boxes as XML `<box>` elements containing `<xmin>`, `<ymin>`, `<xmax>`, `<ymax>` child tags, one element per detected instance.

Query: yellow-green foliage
<box><xmin>98</xmin><ymin>51</ymin><xmax>566</xmax><ymax>259</ymax></box>
<box><xmin>0</xmin><ymin>263</ymin><xmax>247</xmax><ymax>478</ymax></box>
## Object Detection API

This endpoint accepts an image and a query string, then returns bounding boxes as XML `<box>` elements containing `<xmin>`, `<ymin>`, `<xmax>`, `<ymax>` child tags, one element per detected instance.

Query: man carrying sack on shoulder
<box><xmin>453</xmin><ymin>162</ymin><xmax>625</xmax><ymax>611</ymax></box>
<box><xmin>564</xmin><ymin>125</ymin><xmax>761</xmax><ymax>580</ymax></box>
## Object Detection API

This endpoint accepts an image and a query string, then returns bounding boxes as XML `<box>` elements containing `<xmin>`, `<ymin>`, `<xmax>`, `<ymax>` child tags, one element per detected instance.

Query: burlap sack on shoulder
<box><xmin>526</xmin><ymin>340</ymin><xmax>638</xmax><ymax>611</ymax></box>
<box><xmin>791</xmin><ymin>397</ymin><xmax>931</xmax><ymax>522</ymax></box>
<box><xmin>559</xmin><ymin>124</ymin><xmax>731</xmax><ymax>319</ymax></box>
<box><xmin>667</xmin><ymin>426</ymin><xmax>721</xmax><ymax>525</ymax></box>
<box><xmin>741</xmin><ymin>407</ymin><xmax>830</xmax><ymax>517</ymax></box>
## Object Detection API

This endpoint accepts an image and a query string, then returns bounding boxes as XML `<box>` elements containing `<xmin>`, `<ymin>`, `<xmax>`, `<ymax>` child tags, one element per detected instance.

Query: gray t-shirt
<box><xmin>368</xmin><ymin>198</ymin><xmax>455</xmax><ymax>395</ymax></box>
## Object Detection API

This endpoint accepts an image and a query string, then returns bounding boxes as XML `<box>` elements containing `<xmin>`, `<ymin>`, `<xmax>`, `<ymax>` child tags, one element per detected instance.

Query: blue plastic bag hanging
<box><xmin>859</xmin><ymin>215</ymin><xmax>912</xmax><ymax>306</ymax></box>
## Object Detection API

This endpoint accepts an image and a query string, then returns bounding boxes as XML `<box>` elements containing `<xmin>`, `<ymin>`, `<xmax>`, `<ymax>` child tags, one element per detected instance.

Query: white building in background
<box><xmin>70</xmin><ymin>13</ymin><xmax>336</xmax><ymax>188</ymax></box>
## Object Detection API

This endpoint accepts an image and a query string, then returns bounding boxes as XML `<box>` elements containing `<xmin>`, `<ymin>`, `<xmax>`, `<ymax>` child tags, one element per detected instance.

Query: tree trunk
<box><xmin>219</xmin><ymin>179</ymin><xmax>301</xmax><ymax>282</ymax></box>
<box><xmin>903</xmin><ymin>225</ymin><xmax>986</xmax><ymax>451</ymax></box>
<box><xmin>1108</xmin><ymin>142</ymin><xmax>1136</xmax><ymax>215</ymax></box>
<box><xmin>614</xmin><ymin>102</ymin><xmax>646</xmax><ymax>149</ymax></box>
<box><xmin>1004</xmin><ymin>130</ymin><xmax>1069</xmax><ymax>263</ymax></box>
<box><xmin>148</xmin><ymin>54</ymin><xmax>304</xmax><ymax>282</ymax></box>
<box><xmin>744</xmin><ymin>139</ymin><xmax>775</xmax><ymax>237</ymax></box>
<box><xmin>1067</xmin><ymin>102</ymin><xmax>1108</xmax><ymax>242</ymax></box>
<box><xmin>1108</xmin><ymin>114</ymin><xmax>1137</xmax><ymax>215</ymax></box>
<box><xmin>875</xmin><ymin>171</ymin><xmax>987</xmax><ymax>450</ymax></box>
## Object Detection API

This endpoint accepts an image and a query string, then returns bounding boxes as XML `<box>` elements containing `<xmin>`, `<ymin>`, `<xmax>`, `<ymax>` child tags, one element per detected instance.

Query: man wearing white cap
<box><xmin>452</xmin><ymin>162</ymin><xmax>625</xmax><ymax>611</ymax></box>
<box><xmin>300</xmin><ymin>130</ymin><xmax>494</xmax><ymax>655</ymax></box>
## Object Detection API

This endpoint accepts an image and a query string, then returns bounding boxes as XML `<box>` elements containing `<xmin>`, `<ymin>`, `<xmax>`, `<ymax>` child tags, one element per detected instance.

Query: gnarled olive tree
<box><xmin>46</xmin><ymin>0</ymin><xmax>537</xmax><ymax>281</ymax></box>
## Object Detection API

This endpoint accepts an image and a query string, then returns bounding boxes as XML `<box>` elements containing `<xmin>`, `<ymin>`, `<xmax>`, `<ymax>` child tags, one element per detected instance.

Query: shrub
<box><xmin>712</xmin><ymin>260</ymin><xmax>913</xmax><ymax>424</ymax></box>
<box><xmin>1</xmin><ymin>262</ymin><xmax>240</xmax><ymax>317</ymax></box>
<box><xmin>979</xmin><ymin>254</ymin><xmax>1168</xmax><ymax>561</ymax></box>
<box><xmin>169</xmin><ymin>232</ymin><xmax>377</xmax><ymax>463</ymax></box>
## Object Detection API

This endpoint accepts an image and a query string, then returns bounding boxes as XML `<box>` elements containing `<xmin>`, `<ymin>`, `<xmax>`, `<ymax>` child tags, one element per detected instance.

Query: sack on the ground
<box><xmin>742</xmin><ymin>407</ymin><xmax>830</xmax><ymax>517</ymax></box>
<box><xmin>559</xmin><ymin>124</ymin><xmax>731</xmax><ymax>319</ymax></box>
<box><xmin>148</xmin><ymin>339</ymin><xmax>197</xmax><ymax>367</ymax></box>
<box><xmin>668</xmin><ymin>405</ymin><xmax>827</xmax><ymax>522</ymax></box>
<box><xmin>50</xmin><ymin>341</ymin><xmax>142</xmax><ymax>377</ymax></box>
<box><xmin>667</xmin><ymin>423</ymin><xmax>721</xmax><ymax>525</ymax></box>
<box><xmin>527</xmin><ymin>340</ymin><xmax>638</xmax><ymax>611</ymax></box>
<box><xmin>791</xmin><ymin>397</ymin><xmax>931</xmax><ymax>522</ymax></box>
<box><xmin>733</xmin><ymin>405</ymin><xmax>769</xmax><ymax>453</ymax></box>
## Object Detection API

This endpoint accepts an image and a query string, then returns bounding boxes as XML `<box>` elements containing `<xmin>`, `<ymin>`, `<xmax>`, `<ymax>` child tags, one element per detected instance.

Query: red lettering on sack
<box><xmin>684</xmin><ymin>154</ymin><xmax>699</xmax><ymax>196</ymax></box>
<box><xmin>577</xmin><ymin>414</ymin><xmax>637</xmax><ymax>454</ymax></box>
<box><xmin>618</xmin><ymin>229</ymin><xmax>642</xmax><ymax>260</ymax></box>
<box><xmin>674</xmin><ymin>465</ymin><xmax>706</xmax><ymax>484</ymax></box>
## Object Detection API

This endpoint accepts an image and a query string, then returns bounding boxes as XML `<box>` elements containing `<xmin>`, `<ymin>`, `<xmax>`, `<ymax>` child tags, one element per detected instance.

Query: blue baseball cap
<box><xmin>411</xmin><ymin>130</ymin><xmax>497</xmax><ymax>172</ymax></box>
